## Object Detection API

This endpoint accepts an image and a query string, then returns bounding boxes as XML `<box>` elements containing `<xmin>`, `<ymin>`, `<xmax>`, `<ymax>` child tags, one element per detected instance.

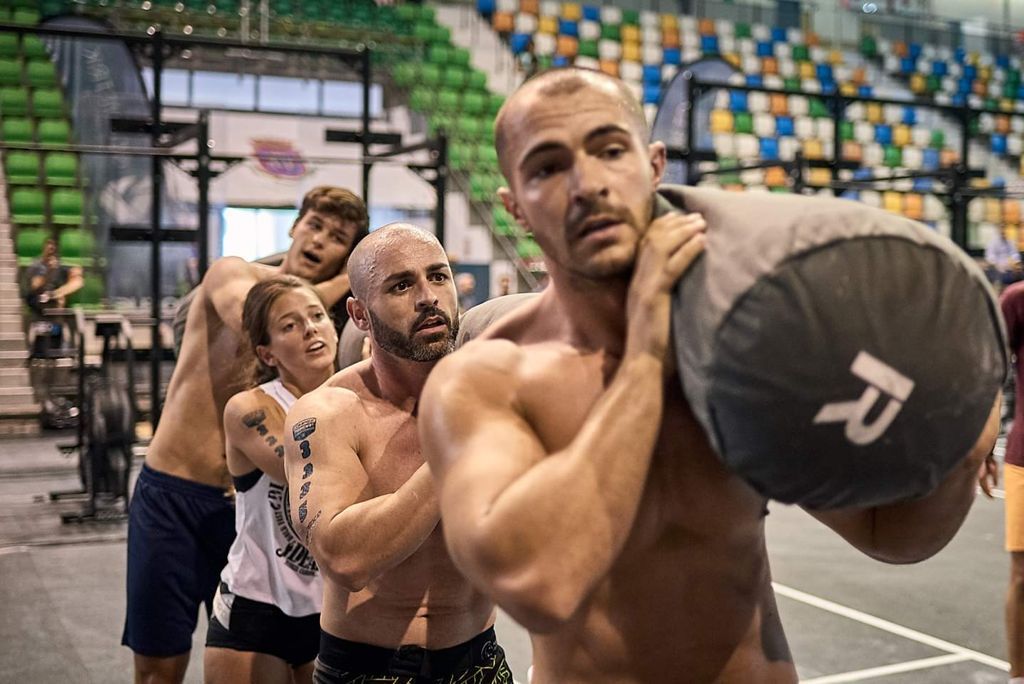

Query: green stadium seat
<box><xmin>12</xmin><ymin>9</ymin><xmax>41</xmax><ymax>25</ymax></box>
<box><xmin>428</xmin><ymin>44</ymin><xmax>451</xmax><ymax>65</ymax></box>
<box><xmin>734</xmin><ymin>22</ymin><xmax>751</xmax><ymax>39</ymax></box>
<box><xmin>428</xmin><ymin>112</ymin><xmax>454</xmax><ymax>136</ymax></box>
<box><xmin>413</xmin><ymin>22</ymin><xmax>434</xmax><ymax>42</ymax></box>
<box><xmin>476</xmin><ymin>144</ymin><xmax>498</xmax><ymax>168</ymax></box>
<box><xmin>1</xmin><ymin>118</ymin><xmax>33</xmax><ymax>143</ymax></box>
<box><xmin>0</xmin><ymin>59</ymin><xmax>20</xmax><ymax>87</ymax></box>
<box><xmin>10</xmin><ymin>188</ymin><xmax>45</xmax><ymax>225</ymax></box>
<box><xmin>579</xmin><ymin>40</ymin><xmax>598</xmax><ymax>59</ymax></box>
<box><xmin>419</xmin><ymin>63</ymin><xmax>441</xmax><ymax>88</ymax></box>
<box><xmin>32</xmin><ymin>89</ymin><xmax>63</xmax><ymax>118</ymax></box>
<box><xmin>448</xmin><ymin>142</ymin><xmax>473</xmax><ymax>171</ymax></box>
<box><xmin>451</xmin><ymin>47</ymin><xmax>471</xmax><ymax>69</ymax></box>
<box><xmin>461</xmin><ymin>92</ymin><xmax>486</xmax><ymax>116</ymax></box>
<box><xmin>408</xmin><ymin>88</ymin><xmax>435</xmax><ymax>112</ymax></box>
<box><xmin>466</xmin><ymin>69</ymin><xmax>487</xmax><ymax>92</ymax></box>
<box><xmin>0</xmin><ymin>34</ymin><xmax>17</xmax><ymax>59</ymax></box>
<box><xmin>25</xmin><ymin>60</ymin><xmax>57</xmax><ymax>88</ymax></box>
<box><xmin>455</xmin><ymin>116</ymin><xmax>483</xmax><ymax>140</ymax></box>
<box><xmin>37</xmin><ymin>119</ymin><xmax>69</xmax><ymax>144</ymax></box>
<box><xmin>416</xmin><ymin>5</ymin><xmax>436</xmax><ymax>23</ymax></box>
<box><xmin>51</xmin><ymin>190</ymin><xmax>83</xmax><ymax>225</ymax></box>
<box><xmin>0</xmin><ymin>88</ymin><xmax>29</xmax><ymax>116</ymax></box>
<box><xmin>392</xmin><ymin>62</ymin><xmax>416</xmax><ymax>88</ymax></box>
<box><xmin>5</xmin><ymin>151</ymin><xmax>40</xmax><ymax>185</ymax></box>
<box><xmin>44</xmin><ymin>153</ymin><xmax>77</xmax><ymax>186</ymax></box>
<box><xmin>436</xmin><ymin>89</ymin><xmax>459</xmax><ymax>112</ymax></box>
<box><xmin>442</xmin><ymin>68</ymin><xmax>466</xmax><ymax>90</ymax></box>
<box><xmin>15</xmin><ymin>227</ymin><xmax>49</xmax><ymax>260</ymax></box>
<box><xmin>66</xmin><ymin>275</ymin><xmax>103</xmax><ymax>307</ymax></box>
<box><xmin>487</xmin><ymin>93</ymin><xmax>504</xmax><ymax>116</ymax></box>
<box><xmin>516</xmin><ymin>237</ymin><xmax>540</xmax><ymax>259</ymax></box>
<box><xmin>600</xmin><ymin>24</ymin><xmax>620</xmax><ymax>41</ymax></box>
<box><xmin>469</xmin><ymin>173</ymin><xmax>494</xmax><ymax>202</ymax></box>
<box><xmin>58</xmin><ymin>228</ymin><xmax>95</xmax><ymax>258</ymax></box>
<box><xmin>432</xmin><ymin>25</ymin><xmax>451</xmax><ymax>44</ymax></box>
<box><xmin>21</xmin><ymin>36</ymin><xmax>48</xmax><ymax>60</ymax></box>
<box><xmin>395</xmin><ymin>3</ymin><xmax>418</xmax><ymax>22</ymax></box>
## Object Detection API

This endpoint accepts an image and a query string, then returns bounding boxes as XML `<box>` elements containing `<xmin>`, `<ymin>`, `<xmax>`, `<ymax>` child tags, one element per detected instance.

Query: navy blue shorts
<box><xmin>122</xmin><ymin>464</ymin><xmax>236</xmax><ymax>658</ymax></box>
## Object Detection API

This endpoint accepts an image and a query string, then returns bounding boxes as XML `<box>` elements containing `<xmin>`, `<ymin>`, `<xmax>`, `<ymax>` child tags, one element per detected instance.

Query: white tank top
<box><xmin>221</xmin><ymin>378</ymin><xmax>323</xmax><ymax>617</ymax></box>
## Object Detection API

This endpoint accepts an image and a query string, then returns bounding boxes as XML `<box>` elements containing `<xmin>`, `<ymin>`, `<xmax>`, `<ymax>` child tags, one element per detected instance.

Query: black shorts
<box><xmin>121</xmin><ymin>464</ymin><xmax>236</xmax><ymax>657</ymax></box>
<box><xmin>312</xmin><ymin>627</ymin><xmax>512</xmax><ymax>683</ymax></box>
<box><xmin>206</xmin><ymin>583</ymin><xmax>321</xmax><ymax>666</ymax></box>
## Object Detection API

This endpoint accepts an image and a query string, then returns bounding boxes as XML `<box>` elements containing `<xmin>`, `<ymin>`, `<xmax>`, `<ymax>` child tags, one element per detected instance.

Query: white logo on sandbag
<box><xmin>813</xmin><ymin>351</ymin><xmax>915</xmax><ymax>446</ymax></box>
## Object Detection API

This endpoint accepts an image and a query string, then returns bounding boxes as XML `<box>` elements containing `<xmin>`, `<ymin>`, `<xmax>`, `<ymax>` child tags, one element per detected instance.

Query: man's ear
<box><xmin>346</xmin><ymin>296</ymin><xmax>371</xmax><ymax>333</ymax></box>
<box><xmin>648</xmin><ymin>140</ymin><xmax>667</xmax><ymax>186</ymax></box>
<box><xmin>498</xmin><ymin>186</ymin><xmax>532</xmax><ymax>235</ymax></box>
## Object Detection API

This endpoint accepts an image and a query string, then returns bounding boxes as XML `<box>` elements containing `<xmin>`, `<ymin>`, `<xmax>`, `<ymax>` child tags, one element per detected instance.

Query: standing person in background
<box><xmin>124</xmin><ymin>186</ymin><xmax>367</xmax><ymax>684</ymax></box>
<box><xmin>997</xmin><ymin>281</ymin><xmax>1024</xmax><ymax>684</ymax></box>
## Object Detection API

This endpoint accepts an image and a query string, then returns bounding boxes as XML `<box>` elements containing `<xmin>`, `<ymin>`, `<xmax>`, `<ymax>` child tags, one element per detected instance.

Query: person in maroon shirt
<box><xmin>1000</xmin><ymin>281</ymin><xmax>1024</xmax><ymax>683</ymax></box>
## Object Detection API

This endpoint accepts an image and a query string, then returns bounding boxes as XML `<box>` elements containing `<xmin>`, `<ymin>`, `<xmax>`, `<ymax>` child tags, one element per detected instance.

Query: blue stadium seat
<box><xmin>992</xmin><ymin>134</ymin><xmax>1008</xmax><ymax>155</ymax></box>
<box><xmin>770</xmin><ymin>26</ymin><xmax>786</xmax><ymax>42</ymax></box>
<box><xmin>760</xmin><ymin>137</ymin><xmax>779</xmax><ymax>160</ymax></box>
<box><xmin>510</xmin><ymin>33</ymin><xmax>531</xmax><ymax>53</ymax></box>
<box><xmin>642</xmin><ymin>65</ymin><xmax>661</xmax><ymax>84</ymax></box>
<box><xmin>582</xmin><ymin>5</ymin><xmax>600</xmax><ymax>21</ymax></box>
<box><xmin>902</xmin><ymin>107</ymin><xmax>917</xmax><ymax>125</ymax></box>
<box><xmin>729</xmin><ymin>91</ymin><xmax>748</xmax><ymax>112</ymax></box>
<box><xmin>756</xmin><ymin>41</ymin><xmax>772</xmax><ymax>57</ymax></box>
<box><xmin>932</xmin><ymin>60</ymin><xmax>947</xmax><ymax>76</ymax></box>
<box><xmin>874</xmin><ymin>124</ymin><xmax>892</xmax><ymax>145</ymax></box>
<box><xmin>700</xmin><ymin>35</ymin><xmax>718</xmax><ymax>54</ymax></box>
<box><xmin>558</xmin><ymin>19</ymin><xmax>578</xmax><ymax>37</ymax></box>
<box><xmin>746</xmin><ymin>74</ymin><xmax>763</xmax><ymax>87</ymax></box>
<box><xmin>663</xmin><ymin>47</ymin><xmax>681</xmax><ymax>65</ymax></box>
<box><xmin>643</xmin><ymin>83</ymin><xmax>661</xmax><ymax>105</ymax></box>
<box><xmin>776</xmin><ymin>116</ymin><xmax>794</xmax><ymax>136</ymax></box>
<box><xmin>922</xmin><ymin>148</ymin><xmax>940</xmax><ymax>170</ymax></box>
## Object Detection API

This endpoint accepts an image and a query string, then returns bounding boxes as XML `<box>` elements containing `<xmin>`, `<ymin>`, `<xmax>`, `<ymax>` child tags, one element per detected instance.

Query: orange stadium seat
<box><xmin>493</xmin><ymin>11</ymin><xmax>514</xmax><ymax>32</ymax></box>
<box><xmin>599</xmin><ymin>59</ymin><xmax>619</xmax><ymax>77</ymax></box>
<box><xmin>557</xmin><ymin>35</ymin><xmax>578</xmax><ymax>57</ymax></box>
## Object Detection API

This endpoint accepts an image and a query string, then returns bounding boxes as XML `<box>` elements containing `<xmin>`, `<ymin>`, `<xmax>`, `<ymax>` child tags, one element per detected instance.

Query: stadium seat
<box><xmin>51</xmin><ymin>190</ymin><xmax>84</xmax><ymax>225</ymax></box>
<box><xmin>37</xmin><ymin>119</ymin><xmax>70</xmax><ymax>144</ymax></box>
<box><xmin>10</xmin><ymin>188</ymin><xmax>45</xmax><ymax>225</ymax></box>
<box><xmin>15</xmin><ymin>227</ymin><xmax>49</xmax><ymax>260</ymax></box>
<box><xmin>58</xmin><ymin>229</ymin><xmax>95</xmax><ymax>259</ymax></box>
<box><xmin>0</xmin><ymin>59</ymin><xmax>20</xmax><ymax>87</ymax></box>
<box><xmin>44</xmin><ymin>153</ymin><xmax>78</xmax><ymax>186</ymax></box>
<box><xmin>1</xmin><ymin>118</ymin><xmax>33</xmax><ymax>143</ymax></box>
<box><xmin>66</xmin><ymin>275</ymin><xmax>103</xmax><ymax>307</ymax></box>
<box><xmin>4</xmin><ymin>152</ymin><xmax>40</xmax><ymax>185</ymax></box>
<box><xmin>0</xmin><ymin>88</ymin><xmax>28</xmax><ymax>116</ymax></box>
<box><xmin>32</xmin><ymin>89</ymin><xmax>63</xmax><ymax>118</ymax></box>
<box><xmin>0</xmin><ymin>34</ymin><xmax>17</xmax><ymax>59</ymax></box>
<box><xmin>26</xmin><ymin>59</ymin><xmax>57</xmax><ymax>88</ymax></box>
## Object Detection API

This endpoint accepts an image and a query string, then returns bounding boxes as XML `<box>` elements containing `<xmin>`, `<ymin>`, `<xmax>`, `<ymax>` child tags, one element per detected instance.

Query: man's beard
<box><xmin>368</xmin><ymin>307</ymin><xmax>459</xmax><ymax>362</ymax></box>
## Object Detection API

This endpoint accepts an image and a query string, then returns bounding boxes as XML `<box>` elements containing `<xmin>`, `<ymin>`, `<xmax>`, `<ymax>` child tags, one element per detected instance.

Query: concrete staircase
<box><xmin>0</xmin><ymin>177</ymin><xmax>42</xmax><ymax>436</ymax></box>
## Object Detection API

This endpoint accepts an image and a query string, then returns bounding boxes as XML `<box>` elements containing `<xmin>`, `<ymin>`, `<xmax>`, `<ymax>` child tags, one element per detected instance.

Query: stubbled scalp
<box><xmin>347</xmin><ymin>223</ymin><xmax>441</xmax><ymax>299</ymax></box>
<box><xmin>495</xmin><ymin>67</ymin><xmax>649</xmax><ymax>181</ymax></box>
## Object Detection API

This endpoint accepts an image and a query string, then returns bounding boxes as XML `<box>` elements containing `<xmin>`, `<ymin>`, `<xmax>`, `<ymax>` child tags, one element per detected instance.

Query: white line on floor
<box><xmin>990</xmin><ymin>487</ymin><xmax>1006</xmax><ymax>499</ymax></box>
<box><xmin>772</xmin><ymin>583</ymin><xmax>1010</xmax><ymax>671</ymax></box>
<box><xmin>800</xmin><ymin>653</ymin><xmax>971</xmax><ymax>684</ymax></box>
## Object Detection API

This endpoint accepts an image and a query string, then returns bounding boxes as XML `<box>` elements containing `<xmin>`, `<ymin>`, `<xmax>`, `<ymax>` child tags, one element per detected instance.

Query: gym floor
<box><xmin>0</xmin><ymin>435</ymin><xmax>1013</xmax><ymax>684</ymax></box>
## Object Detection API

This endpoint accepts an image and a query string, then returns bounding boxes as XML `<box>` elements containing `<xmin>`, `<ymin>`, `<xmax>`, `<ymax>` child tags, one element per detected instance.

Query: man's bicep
<box><xmin>427</xmin><ymin>393</ymin><xmax>547</xmax><ymax>528</ymax></box>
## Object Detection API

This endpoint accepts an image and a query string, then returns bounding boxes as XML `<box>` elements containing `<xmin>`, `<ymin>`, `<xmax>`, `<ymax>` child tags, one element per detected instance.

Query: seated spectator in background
<box><xmin>986</xmin><ymin>227</ymin><xmax>1023</xmax><ymax>286</ymax></box>
<box><xmin>495</xmin><ymin>274</ymin><xmax>513</xmax><ymax>298</ymax></box>
<box><xmin>25</xmin><ymin>238</ymin><xmax>83</xmax><ymax>315</ymax></box>
<box><xmin>456</xmin><ymin>272</ymin><xmax>478</xmax><ymax>311</ymax></box>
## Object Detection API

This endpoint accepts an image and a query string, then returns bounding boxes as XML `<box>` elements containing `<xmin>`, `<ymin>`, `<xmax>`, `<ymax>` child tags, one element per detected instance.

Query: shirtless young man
<box><xmin>418</xmin><ymin>68</ymin><xmax>1001</xmax><ymax>683</ymax></box>
<box><xmin>123</xmin><ymin>186</ymin><xmax>369</xmax><ymax>684</ymax></box>
<box><xmin>284</xmin><ymin>224</ymin><xmax>511</xmax><ymax>683</ymax></box>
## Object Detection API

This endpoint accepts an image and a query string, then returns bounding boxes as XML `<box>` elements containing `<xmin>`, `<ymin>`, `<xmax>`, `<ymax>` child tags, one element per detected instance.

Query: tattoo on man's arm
<box><xmin>305</xmin><ymin>509</ymin><xmax>323</xmax><ymax>544</ymax></box>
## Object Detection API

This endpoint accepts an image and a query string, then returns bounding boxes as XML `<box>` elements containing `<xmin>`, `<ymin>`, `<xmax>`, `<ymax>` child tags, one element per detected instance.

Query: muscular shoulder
<box><xmin>288</xmin><ymin>383</ymin><xmax>365</xmax><ymax>443</ymax></box>
<box><xmin>424</xmin><ymin>339</ymin><xmax>527</xmax><ymax>417</ymax></box>
<box><xmin>224</xmin><ymin>389</ymin><xmax>280</xmax><ymax>435</ymax></box>
<box><xmin>203</xmin><ymin>256</ymin><xmax>252</xmax><ymax>286</ymax></box>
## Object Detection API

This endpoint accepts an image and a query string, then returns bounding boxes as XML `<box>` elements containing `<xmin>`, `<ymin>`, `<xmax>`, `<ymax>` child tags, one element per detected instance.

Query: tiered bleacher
<box><xmin>0</xmin><ymin>11</ymin><xmax>101</xmax><ymax>306</ymax></box>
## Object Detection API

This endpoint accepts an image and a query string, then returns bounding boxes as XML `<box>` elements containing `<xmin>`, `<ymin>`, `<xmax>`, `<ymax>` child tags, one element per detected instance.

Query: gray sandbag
<box><xmin>666</xmin><ymin>185</ymin><xmax>1006</xmax><ymax>510</ymax></box>
<box><xmin>457</xmin><ymin>293</ymin><xmax>539</xmax><ymax>347</ymax></box>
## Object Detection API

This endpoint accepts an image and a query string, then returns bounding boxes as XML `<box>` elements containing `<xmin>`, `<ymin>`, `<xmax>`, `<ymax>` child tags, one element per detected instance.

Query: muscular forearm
<box><xmin>867</xmin><ymin>452</ymin><xmax>983</xmax><ymax>563</ymax></box>
<box><xmin>313</xmin><ymin>272</ymin><xmax>351</xmax><ymax>308</ymax></box>
<box><xmin>467</xmin><ymin>355</ymin><xmax>665</xmax><ymax>623</ymax></box>
<box><xmin>316</xmin><ymin>463</ymin><xmax>439</xmax><ymax>590</ymax></box>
